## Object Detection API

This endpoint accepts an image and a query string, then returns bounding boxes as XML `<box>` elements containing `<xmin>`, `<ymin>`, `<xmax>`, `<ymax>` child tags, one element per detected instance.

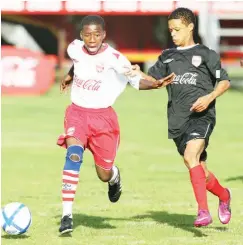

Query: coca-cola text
<box><xmin>74</xmin><ymin>75</ymin><xmax>101</xmax><ymax>91</ymax></box>
<box><xmin>173</xmin><ymin>73</ymin><xmax>197</xmax><ymax>85</ymax></box>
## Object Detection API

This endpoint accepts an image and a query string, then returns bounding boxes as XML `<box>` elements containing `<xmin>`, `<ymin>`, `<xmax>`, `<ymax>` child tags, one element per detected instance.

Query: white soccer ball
<box><xmin>1</xmin><ymin>202</ymin><xmax>32</xmax><ymax>235</ymax></box>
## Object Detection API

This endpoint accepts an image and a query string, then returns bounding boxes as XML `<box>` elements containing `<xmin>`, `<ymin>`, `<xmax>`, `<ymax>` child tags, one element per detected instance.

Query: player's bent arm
<box><xmin>63</xmin><ymin>74</ymin><xmax>72</xmax><ymax>83</ymax></box>
<box><xmin>62</xmin><ymin>65</ymin><xmax>74</xmax><ymax>83</ymax></box>
<box><xmin>60</xmin><ymin>65</ymin><xmax>74</xmax><ymax>92</ymax></box>
<box><xmin>209</xmin><ymin>80</ymin><xmax>231</xmax><ymax>101</ymax></box>
<box><xmin>68</xmin><ymin>65</ymin><xmax>74</xmax><ymax>77</ymax></box>
<box><xmin>64</xmin><ymin>65</ymin><xmax>74</xmax><ymax>81</ymax></box>
<box><xmin>206</xmin><ymin>50</ymin><xmax>231</xmax><ymax>101</ymax></box>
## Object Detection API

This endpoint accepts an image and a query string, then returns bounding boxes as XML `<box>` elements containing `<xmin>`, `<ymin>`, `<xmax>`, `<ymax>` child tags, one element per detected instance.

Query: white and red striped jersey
<box><xmin>67</xmin><ymin>39</ymin><xmax>141</xmax><ymax>108</ymax></box>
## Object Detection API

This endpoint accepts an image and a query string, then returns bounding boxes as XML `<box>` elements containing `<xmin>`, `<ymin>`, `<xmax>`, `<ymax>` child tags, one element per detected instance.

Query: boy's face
<box><xmin>168</xmin><ymin>19</ymin><xmax>194</xmax><ymax>47</ymax></box>
<box><xmin>80</xmin><ymin>24</ymin><xmax>106</xmax><ymax>54</ymax></box>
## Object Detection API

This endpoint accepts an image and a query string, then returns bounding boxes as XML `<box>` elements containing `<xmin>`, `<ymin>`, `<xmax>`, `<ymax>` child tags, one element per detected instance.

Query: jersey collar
<box><xmin>177</xmin><ymin>44</ymin><xmax>199</xmax><ymax>50</ymax></box>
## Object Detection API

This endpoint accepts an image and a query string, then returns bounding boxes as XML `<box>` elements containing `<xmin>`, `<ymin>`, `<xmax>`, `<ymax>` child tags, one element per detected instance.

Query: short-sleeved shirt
<box><xmin>148</xmin><ymin>44</ymin><xmax>230</xmax><ymax>139</ymax></box>
<box><xmin>67</xmin><ymin>39</ymin><xmax>141</xmax><ymax>108</ymax></box>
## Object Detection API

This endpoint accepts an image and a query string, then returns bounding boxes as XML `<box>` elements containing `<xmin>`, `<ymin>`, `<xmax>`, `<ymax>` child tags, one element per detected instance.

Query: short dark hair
<box><xmin>81</xmin><ymin>15</ymin><xmax>105</xmax><ymax>30</ymax></box>
<box><xmin>168</xmin><ymin>8</ymin><xmax>196</xmax><ymax>26</ymax></box>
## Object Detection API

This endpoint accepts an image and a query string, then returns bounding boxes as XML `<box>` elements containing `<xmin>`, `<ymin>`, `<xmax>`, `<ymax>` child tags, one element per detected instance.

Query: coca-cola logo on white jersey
<box><xmin>1</xmin><ymin>56</ymin><xmax>39</xmax><ymax>87</ymax></box>
<box><xmin>74</xmin><ymin>75</ymin><xmax>101</xmax><ymax>91</ymax></box>
<box><xmin>172</xmin><ymin>73</ymin><xmax>197</xmax><ymax>85</ymax></box>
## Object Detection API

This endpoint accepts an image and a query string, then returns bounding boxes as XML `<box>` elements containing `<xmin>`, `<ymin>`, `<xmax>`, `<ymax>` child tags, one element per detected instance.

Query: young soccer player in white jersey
<box><xmin>57</xmin><ymin>15</ymin><xmax>175</xmax><ymax>234</ymax></box>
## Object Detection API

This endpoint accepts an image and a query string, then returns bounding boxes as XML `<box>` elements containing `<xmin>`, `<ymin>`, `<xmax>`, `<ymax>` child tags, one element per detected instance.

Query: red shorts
<box><xmin>57</xmin><ymin>103</ymin><xmax>120</xmax><ymax>170</ymax></box>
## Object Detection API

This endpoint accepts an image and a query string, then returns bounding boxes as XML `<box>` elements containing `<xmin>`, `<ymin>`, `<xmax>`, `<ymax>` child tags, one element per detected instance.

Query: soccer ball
<box><xmin>1</xmin><ymin>202</ymin><xmax>32</xmax><ymax>235</ymax></box>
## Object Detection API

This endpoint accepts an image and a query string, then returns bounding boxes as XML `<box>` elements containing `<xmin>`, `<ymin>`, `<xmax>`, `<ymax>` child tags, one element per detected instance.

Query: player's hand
<box><xmin>60</xmin><ymin>77</ymin><xmax>72</xmax><ymax>93</ymax></box>
<box><xmin>156</xmin><ymin>73</ymin><xmax>176</xmax><ymax>88</ymax></box>
<box><xmin>190</xmin><ymin>94</ymin><xmax>214</xmax><ymax>112</ymax></box>
<box><xmin>124</xmin><ymin>64</ymin><xmax>141</xmax><ymax>77</ymax></box>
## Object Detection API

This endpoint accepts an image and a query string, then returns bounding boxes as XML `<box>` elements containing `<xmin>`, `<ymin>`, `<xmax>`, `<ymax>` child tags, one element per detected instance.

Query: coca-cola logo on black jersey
<box><xmin>172</xmin><ymin>73</ymin><xmax>197</xmax><ymax>85</ymax></box>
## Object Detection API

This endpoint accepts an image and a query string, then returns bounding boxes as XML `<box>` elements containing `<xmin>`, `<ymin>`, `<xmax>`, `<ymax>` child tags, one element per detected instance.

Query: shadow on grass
<box><xmin>212</xmin><ymin>227</ymin><xmax>228</xmax><ymax>232</ymax></box>
<box><xmin>1</xmin><ymin>234</ymin><xmax>30</xmax><ymax>239</ymax></box>
<box><xmin>225</xmin><ymin>176</ymin><xmax>243</xmax><ymax>183</ymax></box>
<box><xmin>73</xmin><ymin>213</ymin><xmax>116</xmax><ymax>229</ymax></box>
<box><xmin>55</xmin><ymin>211</ymin><xmax>229</xmax><ymax>237</ymax></box>
<box><xmin>132</xmin><ymin>211</ymin><xmax>209</xmax><ymax>237</ymax></box>
<box><xmin>55</xmin><ymin>213</ymin><xmax>127</xmax><ymax>230</ymax></box>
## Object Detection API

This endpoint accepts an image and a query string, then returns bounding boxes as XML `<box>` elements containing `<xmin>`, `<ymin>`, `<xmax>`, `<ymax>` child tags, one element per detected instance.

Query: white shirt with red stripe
<box><xmin>67</xmin><ymin>39</ymin><xmax>141</xmax><ymax>109</ymax></box>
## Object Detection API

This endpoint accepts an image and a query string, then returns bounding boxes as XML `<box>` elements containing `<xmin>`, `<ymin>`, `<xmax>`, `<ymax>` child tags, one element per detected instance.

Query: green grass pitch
<box><xmin>2</xmin><ymin>85</ymin><xmax>243</xmax><ymax>245</ymax></box>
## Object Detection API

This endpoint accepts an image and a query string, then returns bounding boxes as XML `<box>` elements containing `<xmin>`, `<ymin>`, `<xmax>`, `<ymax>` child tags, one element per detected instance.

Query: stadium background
<box><xmin>2</xmin><ymin>0</ymin><xmax>243</xmax><ymax>91</ymax></box>
<box><xmin>1</xmin><ymin>1</ymin><xmax>243</xmax><ymax>245</ymax></box>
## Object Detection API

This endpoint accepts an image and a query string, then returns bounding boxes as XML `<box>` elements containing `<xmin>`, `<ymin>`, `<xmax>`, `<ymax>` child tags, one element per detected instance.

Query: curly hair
<box><xmin>168</xmin><ymin>8</ymin><xmax>196</xmax><ymax>26</ymax></box>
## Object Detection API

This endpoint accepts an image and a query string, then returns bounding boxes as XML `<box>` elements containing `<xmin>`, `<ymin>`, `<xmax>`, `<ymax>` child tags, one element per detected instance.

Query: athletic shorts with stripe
<box><xmin>173</xmin><ymin>118</ymin><xmax>215</xmax><ymax>162</ymax></box>
<box><xmin>57</xmin><ymin>103</ymin><xmax>120</xmax><ymax>170</ymax></box>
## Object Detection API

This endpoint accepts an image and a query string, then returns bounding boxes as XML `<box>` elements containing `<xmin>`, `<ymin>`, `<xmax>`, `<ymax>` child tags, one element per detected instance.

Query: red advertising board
<box><xmin>1</xmin><ymin>46</ymin><xmax>56</xmax><ymax>96</ymax></box>
<box><xmin>2</xmin><ymin>1</ymin><xmax>243</xmax><ymax>15</ymax></box>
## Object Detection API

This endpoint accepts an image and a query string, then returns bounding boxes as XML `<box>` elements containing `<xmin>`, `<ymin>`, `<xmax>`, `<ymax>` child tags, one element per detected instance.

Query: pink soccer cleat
<box><xmin>218</xmin><ymin>188</ymin><xmax>231</xmax><ymax>224</ymax></box>
<box><xmin>194</xmin><ymin>210</ymin><xmax>212</xmax><ymax>227</ymax></box>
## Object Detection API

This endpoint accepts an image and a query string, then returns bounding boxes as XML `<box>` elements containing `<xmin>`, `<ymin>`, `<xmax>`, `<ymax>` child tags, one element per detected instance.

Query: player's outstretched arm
<box><xmin>139</xmin><ymin>73</ymin><xmax>175</xmax><ymax>90</ymax></box>
<box><xmin>60</xmin><ymin>65</ymin><xmax>74</xmax><ymax>93</ymax></box>
<box><xmin>125</xmin><ymin>64</ymin><xmax>175</xmax><ymax>90</ymax></box>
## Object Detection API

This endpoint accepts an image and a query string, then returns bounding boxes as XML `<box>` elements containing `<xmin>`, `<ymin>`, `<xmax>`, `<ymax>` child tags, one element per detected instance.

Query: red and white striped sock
<box><xmin>62</xmin><ymin>170</ymin><xmax>79</xmax><ymax>218</ymax></box>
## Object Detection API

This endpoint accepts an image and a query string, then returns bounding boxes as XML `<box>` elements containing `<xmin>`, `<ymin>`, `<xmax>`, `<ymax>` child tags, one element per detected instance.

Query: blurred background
<box><xmin>1</xmin><ymin>0</ymin><xmax>243</xmax><ymax>95</ymax></box>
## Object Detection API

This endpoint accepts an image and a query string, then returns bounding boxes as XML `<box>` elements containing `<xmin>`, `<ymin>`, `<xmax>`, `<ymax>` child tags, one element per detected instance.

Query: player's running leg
<box><xmin>107</xmin><ymin>165</ymin><xmax>122</xmax><ymax>203</ymax></box>
<box><xmin>90</xmin><ymin>136</ymin><xmax>122</xmax><ymax>203</ymax></box>
<box><xmin>59</xmin><ymin>137</ymin><xmax>84</xmax><ymax>234</ymax></box>
<box><xmin>201</xmin><ymin>161</ymin><xmax>231</xmax><ymax>224</ymax></box>
<box><xmin>184</xmin><ymin>139</ymin><xmax>212</xmax><ymax>227</ymax></box>
<box><xmin>95</xmin><ymin>164</ymin><xmax>122</xmax><ymax>203</ymax></box>
<box><xmin>88</xmin><ymin>107</ymin><xmax>122</xmax><ymax>203</ymax></box>
<box><xmin>57</xmin><ymin>104</ymin><xmax>89</xmax><ymax>234</ymax></box>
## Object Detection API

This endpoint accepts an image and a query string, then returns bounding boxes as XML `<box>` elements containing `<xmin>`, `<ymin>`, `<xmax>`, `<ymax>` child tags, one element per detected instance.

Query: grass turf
<box><xmin>2</xmin><ymin>85</ymin><xmax>243</xmax><ymax>245</ymax></box>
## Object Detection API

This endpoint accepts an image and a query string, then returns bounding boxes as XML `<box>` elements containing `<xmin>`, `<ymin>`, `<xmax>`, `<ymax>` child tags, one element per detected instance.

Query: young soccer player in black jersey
<box><xmin>127</xmin><ymin>8</ymin><xmax>231</xmax><ymax>227</ymax></box>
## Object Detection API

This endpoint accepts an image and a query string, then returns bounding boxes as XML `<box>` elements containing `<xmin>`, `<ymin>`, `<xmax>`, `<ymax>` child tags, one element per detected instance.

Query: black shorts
<box><xmin>173</xmin><ymin>119</ymin><xmax>215</xmax><ymax>161</ymax></box>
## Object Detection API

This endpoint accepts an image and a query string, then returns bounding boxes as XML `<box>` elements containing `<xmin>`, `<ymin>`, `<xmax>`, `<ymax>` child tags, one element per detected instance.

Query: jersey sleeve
<box><xmin>206</xmin><ymin>49</ymin><xmax>230</xmax><ymax>82</ymax></box>
<box><xmin>114</xmin><ymin>53</ymin><xmax>141</xmax><ymax>90</ymax></box>
<box><xmin>67</xmin><ymin>39</ymin><xmax>83</xmax><ymax>61</ymax></box>
<box><xmin>148</xmin><ymin>53</ymin><xmax>167</xmax><ymax>79</ymax></box>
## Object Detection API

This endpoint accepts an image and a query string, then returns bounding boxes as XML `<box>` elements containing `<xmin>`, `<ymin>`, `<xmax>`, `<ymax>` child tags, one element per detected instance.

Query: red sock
<box><xmin>206</xmin><ymin>172</ymin><xmax>229</xmax><ymax>202</ymax></box>
<box><xmin>189</xmin><ymin>165</ymin><xmax>208</xmax><ymax>211</ymax></box>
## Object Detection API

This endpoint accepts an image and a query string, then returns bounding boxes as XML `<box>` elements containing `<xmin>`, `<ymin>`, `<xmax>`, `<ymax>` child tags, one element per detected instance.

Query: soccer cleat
<box><xmin>59</xmin><ymin>215</ymin><xmax>73</xmax><ymax>234</ymax></box>
<box><xmin>218</xmin><ymin>188</ymin><xmax>232</xmax><ymax>224</ymax></box>
<box><xmin>194</xmin><ymin>210</ymin><xmax>212</xmax><ymax>227</ymax></box>
<box><xmin>108</xmin><ymin>168</ymin><xmax>122</xmax><ymax>203</ymax></box>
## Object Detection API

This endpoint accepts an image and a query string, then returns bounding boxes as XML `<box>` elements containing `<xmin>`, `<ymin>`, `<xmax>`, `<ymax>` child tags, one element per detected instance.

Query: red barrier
<box><xmin>1</xmin><ymin>46</ymin><xmax>56</xmax><ymax>95</ymax></box>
